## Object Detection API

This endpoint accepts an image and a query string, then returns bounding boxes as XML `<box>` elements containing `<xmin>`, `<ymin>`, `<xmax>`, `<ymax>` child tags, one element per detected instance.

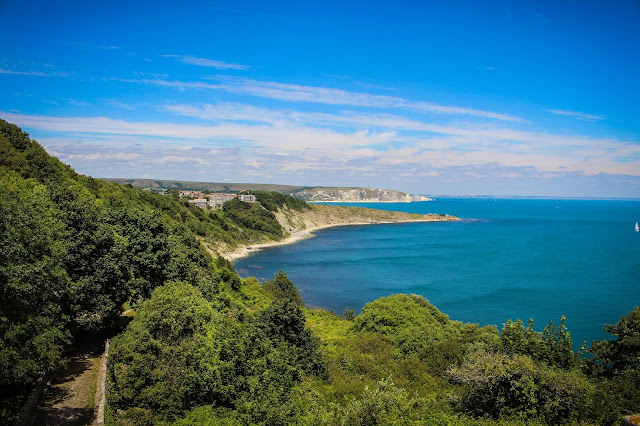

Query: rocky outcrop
<box><xmin>289</xmin><ymin>187</ymin><xmax>432</xmax><ymax>203</ymax></box>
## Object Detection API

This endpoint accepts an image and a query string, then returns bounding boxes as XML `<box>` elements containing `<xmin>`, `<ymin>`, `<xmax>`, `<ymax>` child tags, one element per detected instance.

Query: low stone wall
<box><xmin>16</xmin><ymin>371</ymin><xmax>53</xmax><ymax>426</ymax></box>
<box><xmin>93</xmin><ymin>340</ymin><xmax>110</xmax><ymax>426</ymax></box>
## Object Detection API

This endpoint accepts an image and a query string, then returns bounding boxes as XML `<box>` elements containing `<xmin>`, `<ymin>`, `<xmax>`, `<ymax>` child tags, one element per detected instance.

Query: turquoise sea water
<box><xmin>234</xmin><ymin>198</ymin><xmax>640</xmax><ymax>346</ymax></box>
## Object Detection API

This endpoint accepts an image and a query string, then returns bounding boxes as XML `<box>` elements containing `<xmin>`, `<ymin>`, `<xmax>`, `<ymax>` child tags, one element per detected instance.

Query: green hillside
<box><xmin>1</xmin><ymin>119</ymin><xmax>639</xmax><ymax>425</ymax></box>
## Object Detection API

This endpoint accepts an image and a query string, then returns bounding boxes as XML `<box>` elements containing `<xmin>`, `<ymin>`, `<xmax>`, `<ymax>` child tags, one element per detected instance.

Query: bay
<box><xmin>234</xmin><ymin>198</ymin><xmax>640</xmax><ymax>346</ymax></box>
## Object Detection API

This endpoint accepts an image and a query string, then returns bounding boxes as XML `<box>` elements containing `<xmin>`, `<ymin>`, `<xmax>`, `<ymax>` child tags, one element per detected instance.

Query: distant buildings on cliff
<box><xmin>177</xmin><ymin>190</ymin><xmax>256</xmax><ymax>208</ymax></box>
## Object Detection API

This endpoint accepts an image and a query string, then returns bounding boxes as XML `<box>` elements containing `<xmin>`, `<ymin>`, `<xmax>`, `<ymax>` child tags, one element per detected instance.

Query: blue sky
<box><xmin>1</xmin><ymin>0</ymin><xmax>639</xmax><ymax>197</ymax></box>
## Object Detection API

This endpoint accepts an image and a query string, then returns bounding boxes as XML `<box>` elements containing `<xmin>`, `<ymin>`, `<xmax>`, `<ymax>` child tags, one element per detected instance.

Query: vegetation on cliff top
<box><xmin>1</xmin><ymin>119</ymin><xmax>639</xmax><ymax>425</ymax></box>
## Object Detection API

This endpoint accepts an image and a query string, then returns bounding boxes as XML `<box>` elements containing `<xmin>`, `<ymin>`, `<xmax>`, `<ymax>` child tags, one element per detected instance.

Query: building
<box><xmin>208</xmin><ymin>193</ymin><xmax>237</xmax><ymax>208</ymax></box>
<box><xmin>238</xmin><ymin>194</ymin><xmax>256</xmax><ymax>203</ymax></box>
<box><xmin>179</xmin><ymin>190</ymin><xmax>204</xmax><ymax>199</ymax></box>
<box><xmin>188</xmin><ymin>198</ymin><xmax>208</xmax><ymax>208</ymax></box>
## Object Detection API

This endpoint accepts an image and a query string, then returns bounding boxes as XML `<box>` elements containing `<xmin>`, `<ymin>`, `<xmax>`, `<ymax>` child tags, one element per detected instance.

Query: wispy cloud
<box><xmin>0</xmin><ymin>67</ymin><xmax>69</xmax><ymax>77</ymax></box>
<box><xmin>547</xmin><ymin>109</ymin><xmax>607</xmax><ymax>121</ymax></box>
<box><xmin>73</xmin><ymin>42</ymin><xmax>120</xmax><ymax>50</ymax></box>
<box><xmin>163</xmin><ymin>55</ymin><xmax>250</xmax><ymax>70</ymax></box>
<box><xmin>0</xmin><ymin>68</ymin><xmax>47</xmax><ymax>77</ymax></box>
<box><xmin>119</xmin><ymin>76</ymin><xmax>523</xmax><ymax>122</ymax></box>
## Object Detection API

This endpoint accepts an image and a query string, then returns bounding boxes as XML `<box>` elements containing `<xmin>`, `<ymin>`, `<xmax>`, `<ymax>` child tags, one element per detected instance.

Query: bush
<box><xmin>448</xmin><ymin>349</ymin><xmax>595</xmax><ymax>423</ymax></box>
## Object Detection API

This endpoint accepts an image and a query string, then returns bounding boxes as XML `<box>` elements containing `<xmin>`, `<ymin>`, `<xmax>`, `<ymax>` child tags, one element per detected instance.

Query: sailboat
<box><xmin>636</xmin><ymin>222</ymin><xmax>639</xmax><ymax>232</ymax></box>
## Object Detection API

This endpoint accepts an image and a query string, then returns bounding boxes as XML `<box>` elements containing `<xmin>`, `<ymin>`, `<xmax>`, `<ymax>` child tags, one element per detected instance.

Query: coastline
<box><xmin>307</xmin><ymin>200</ymin><xmax>433</xmax><ymax>203</ymax></box>
<box><xmin>224</xmin><ymin>218</ymin><xmax>450</xmax><ymax>263</ymax></box>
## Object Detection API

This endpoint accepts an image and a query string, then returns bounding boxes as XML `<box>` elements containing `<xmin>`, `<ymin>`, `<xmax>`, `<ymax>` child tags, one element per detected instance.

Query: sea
<box><xmin>234</xmin><ymin>198</ymin><xmax>640</xmax><ymax>346</ymax></box>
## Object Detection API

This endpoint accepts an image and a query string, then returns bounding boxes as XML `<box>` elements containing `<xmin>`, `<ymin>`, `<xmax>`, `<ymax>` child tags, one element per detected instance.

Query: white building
<box><xmin>238</xmin><ymin>194</ymin><xmax>256</xmax><ymax>203</ymax></box>
<box><xmin>208</xmin><ymin>193</ymin><xmax>237</xmax><ymax>208</ymax></box>
<box><xmin>188</xmin><ymin>198</ymin><xmax>208</xmax><ymax>208</ymax></box>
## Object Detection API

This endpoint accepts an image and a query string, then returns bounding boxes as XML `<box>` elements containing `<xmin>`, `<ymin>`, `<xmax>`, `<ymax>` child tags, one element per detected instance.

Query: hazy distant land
<box><xmin>101</xmin><ymin>178</ymin><xmax>431</xmax><ymax>203</ymax></box>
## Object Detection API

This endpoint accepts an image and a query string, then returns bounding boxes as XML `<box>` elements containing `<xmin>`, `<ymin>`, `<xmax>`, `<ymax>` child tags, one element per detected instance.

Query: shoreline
<box><xmin>308</xmin><ymin>200</ymin><xmax>433</xmax><ymax>203</ymax></box>
<box><xmin>224</xmin><ymin>218</ymin><xmax>449</xmax><ymax>263</ymax></box>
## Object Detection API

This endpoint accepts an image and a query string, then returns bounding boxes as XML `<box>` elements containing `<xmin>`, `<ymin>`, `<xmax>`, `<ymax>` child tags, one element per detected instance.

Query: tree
<box><xmin>542</xmin><ymin>315</ymin><xmax>573</xmax><ymax>369</ymax></box>
<box><xmin>256</xmin><ymin>299</ymin><xmax>328</xmax><ymax>380</ymax></box>
<box><xmin>0</xmin><ymin>173</ymin><xmax>70</xmax><ymax>391</ymax></box>
<box><xmin>500</xmin><ymin>318</ymin><xmax>526</xmax><ymax>354</ymax></box>
<box><xmin>108</xmin><ymin>282</ymin><xmax>217</xmax><ymax>420</ymax></box>
<box><xmin>587</xmin><ymin>306</ymin><xmax>640</xmax><ymax>376</ymax></box>
<box><xmin>499</xmin><ymin>316</ymin><xmax>574</xmax><ymax>369</ymax></box>
<box><xmin>264</xmin><ymin>270</ymin><xmax>304</xmax><ymax>306</ymax></box>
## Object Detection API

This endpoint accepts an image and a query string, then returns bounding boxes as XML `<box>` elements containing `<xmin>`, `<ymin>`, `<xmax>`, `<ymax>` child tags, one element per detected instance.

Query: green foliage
<box><xmin>541</xmin><ymin>316</ymin><xmax>574</xmax><ymax>369</ymax></box>
<box><xmin>353</xmin><ymin>294</ymin><xmax>449</xmax><ymax>339</ymax></box>
<box><xmin>448</xmin><ymin>349</ymin><xmax>595</xmax><ymax>423</ymax></box>
<box><xmin>0</xmin><ymin>119</ymin><xmax>77</xmax><ymax>185</ymax></box>
<box><xmin>263</xmin><ymin>270</ymin><xmax>304</xmax><ymax>306</ymax></box>
<box><xmin>251</xmin><ymin>190</ymin><xmax>311</xmax><ymax>212</ymax></box>
<box><xmin>586</xmin><ymin>306</ymin><xmax>640</xmax><ymax>376</ymax></box>
<box><xmin>217</xmin><ymin>267</ymin><xmax>242</xmax><ymax>291</ymax></box>
<box><xmin>223</xmin><ymin>198</ymin><xmax>283</xmax><ymax>237</ymax></box>
<box><xmin>0</xmin><ymin>173</ymin><xmax>71</xmax><ymax>389</ymax></box>
<box><xmin>323</xmin><ymin>377</ymin><xmax>417</xmax><ymax>425</ymax></box>
<box><xmin>341</xmin><ymin>308</ymin><xmax>356</xmax><ymax>321</ymax></box>
<box><xmin>108</xmin><ymin>281</ymin><xmax>328</xmax><ymax>424</ymax></box>
<box><xmin>500</xmin><ymin>316</ymin><xmax>574</xmax><ymax>369</ymax></box>
<box><xmin>256</xmin><ymin>299</ymin><xmax>328</xmax><ymax>380</ymax></box>
<box><xmin>108</xmin><ymin>282</ymin><xmax>217</xmax><ymax>418</ymax></box>
<box><xmin>352</xmin><ymin>294</ymin><xmax>498</xmax><ymax>369</ymax></box>
<box><xmin>0</xmin><ymin>120</ymin><xmax>246</xmax><ymax>421</ymax></box>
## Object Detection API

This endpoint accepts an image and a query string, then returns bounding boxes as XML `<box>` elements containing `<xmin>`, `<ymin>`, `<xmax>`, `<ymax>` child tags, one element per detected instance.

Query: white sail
<box><xmin>636</xmin><ymin>222</ymin><xmax>639</xmax><ymax>232</ymax></box>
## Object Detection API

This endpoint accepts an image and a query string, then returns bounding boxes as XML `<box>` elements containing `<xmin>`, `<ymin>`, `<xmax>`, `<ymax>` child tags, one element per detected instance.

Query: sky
<box><xmin>1</xmin><ymin>0</ymin><xmax>639</xmax><ymax>197</ymax></box>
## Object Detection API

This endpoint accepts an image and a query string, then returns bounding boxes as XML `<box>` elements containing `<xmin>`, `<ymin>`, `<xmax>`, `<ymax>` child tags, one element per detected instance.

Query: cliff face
<box><xmin>290</xmin><ymin>187</ymin><xmax>432</xmax><ymax>203</ymax></box>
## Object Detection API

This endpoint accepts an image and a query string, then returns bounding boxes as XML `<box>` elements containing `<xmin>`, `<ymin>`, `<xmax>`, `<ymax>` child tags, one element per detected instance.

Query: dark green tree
<box><xmin>108</xmin><ymin>282</ymin><xmax>217</xmax><ymax>420</ymax></box>
<box><xmin>0</xmin><ymin>173</ymin><xmax>70</xmax><ymax>392</ymax></box>
<box><xmin>264</xmin><ymin>270</ymin><xmax>304</xmax><ymax>306</ymax></box>
<box><xmin>256</xmin><ymin>299</ymin><xmax>328</xmax><ymax>380</ymax></box>
<box><xmin>587</xmin><ymin>306</ymin><xmax>640</xmax><ymax>376</ymax></box>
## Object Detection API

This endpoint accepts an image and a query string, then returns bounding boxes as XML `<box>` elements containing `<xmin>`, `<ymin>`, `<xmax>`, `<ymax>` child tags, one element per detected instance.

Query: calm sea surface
<box><xmin>234</xmin><ymin>198</ymin><xmax>640</xmax><ymax>346</ymax></box>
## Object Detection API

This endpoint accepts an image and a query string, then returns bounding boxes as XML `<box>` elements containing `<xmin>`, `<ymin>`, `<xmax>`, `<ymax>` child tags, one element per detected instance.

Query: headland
<box><xmin>218</xmin><ymin>203</ymin><xmax>457</xmax><ymax>262</ymax></box>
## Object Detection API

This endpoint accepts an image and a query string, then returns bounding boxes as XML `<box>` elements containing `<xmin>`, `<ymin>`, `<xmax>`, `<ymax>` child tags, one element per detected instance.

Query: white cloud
<box><xmin>160</xmin><ymin>103</ymin><xmax>640</xmax><ymax>172</ymax></box>
<box><xmin>546</xmin><ymin>109</ymin><xmax>607</xmax><ymax>121</ymax></box>
<box><xmin>0</xmin><ymin>68</ymin><xmax>48</xmax><ymax>76</ymax></box>
<box><xmin>0</xmin><ymin>68</ymin><xmax>69</xmax><ymax>77</ymax></box>
<box><xmin>163</xmin><ymin>55</ymin><xmax>250</xmax><ymax>70</ymax></box>
<box><xmin>0</xmin><ymin>112</ymin><xmax>391</xmax><ymax>152</ymax></box>
<box><xmin>208</xmin><ymin>78</ymin><xmax>525</xmax><ymax>121</ymax></box>
<box><xmin>121</xmin><ymin>76</ymin><xmax>523</xmax><ymax>122</ymax></box>
<box><xmin>5</xmin><ymin>108</ymin><xmax>640</xmax><ymax>181</ymax></box>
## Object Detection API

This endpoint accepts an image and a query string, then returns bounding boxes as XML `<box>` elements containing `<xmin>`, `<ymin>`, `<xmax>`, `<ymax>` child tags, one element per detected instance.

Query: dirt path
<box><xmin>34</xmin><ymin>351</ymin><xmax>102</xmax><ymax>425</ymax></box>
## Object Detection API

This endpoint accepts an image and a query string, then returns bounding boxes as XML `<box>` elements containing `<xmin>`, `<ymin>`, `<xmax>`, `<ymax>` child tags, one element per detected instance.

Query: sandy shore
<box><xmin>224</xmin><ymin>219</ymin><xmax>443</xmax><ymax>263</ymax></box>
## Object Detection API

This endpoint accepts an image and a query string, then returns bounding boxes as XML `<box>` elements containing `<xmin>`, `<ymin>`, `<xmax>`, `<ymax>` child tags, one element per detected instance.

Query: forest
<box><xmin>1</xmin><ymin>118</ymin><xmax>639</xmax><ymax>425</ymax></box>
